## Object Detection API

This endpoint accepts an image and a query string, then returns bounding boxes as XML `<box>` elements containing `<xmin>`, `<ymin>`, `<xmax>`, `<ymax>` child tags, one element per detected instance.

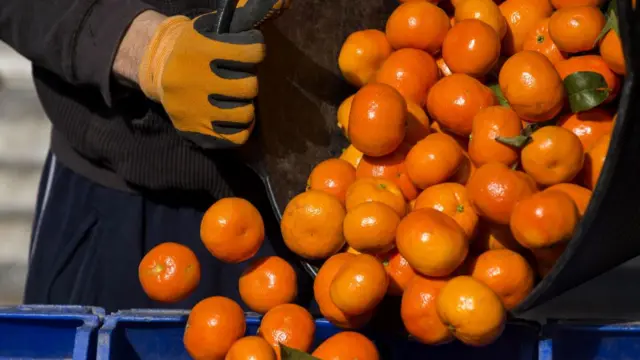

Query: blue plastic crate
<box><xmin>97</xmin><ymin>309</ymin><xmax>540</xmax><ymax>360</ymax></box>
<box><xmin>542</xmin><ymin>320</ymin><xmax>640</xmax><ymax>360</ymax></box>
<box><xmin>0</xmin><ymin>304</ymin><xmax>104</xmax><ymax>360</ymax></box>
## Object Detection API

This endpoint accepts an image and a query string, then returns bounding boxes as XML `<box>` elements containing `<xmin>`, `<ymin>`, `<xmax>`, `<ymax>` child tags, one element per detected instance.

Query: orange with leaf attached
<box><xmin>258</xmin><ymin>304</ymin><xmax>316</xmax><ymax>359</ymax></box>
<box><xmin>469</xmin><ymin>106</ymin><xmax>523</xmax><ymax>167</ymax></box>
<box><xmin>555</xmin><ymin>55</ymin><xmax>620</xmax><ymax>104</ymax></box>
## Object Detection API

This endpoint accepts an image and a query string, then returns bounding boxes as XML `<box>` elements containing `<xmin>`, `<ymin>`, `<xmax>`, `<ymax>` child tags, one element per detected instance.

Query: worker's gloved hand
<box><xmin>139</xmin><ymin>0</ymin><xmax>290</xmax><ymax>149</ymax></box>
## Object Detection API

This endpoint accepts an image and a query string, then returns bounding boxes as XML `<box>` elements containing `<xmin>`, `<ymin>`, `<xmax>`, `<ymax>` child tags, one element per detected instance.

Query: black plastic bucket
<box><xmin>247</xmin><ymin>0</ymin><xmax>640</xmax><ymax>314</ymax></box>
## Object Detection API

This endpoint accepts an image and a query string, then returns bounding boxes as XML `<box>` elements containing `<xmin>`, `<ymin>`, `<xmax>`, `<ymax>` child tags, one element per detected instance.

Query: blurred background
<box><xmin>0</xmin><ymin>42</ymin><xmax>50</xmax><ymax>304</ymax></box>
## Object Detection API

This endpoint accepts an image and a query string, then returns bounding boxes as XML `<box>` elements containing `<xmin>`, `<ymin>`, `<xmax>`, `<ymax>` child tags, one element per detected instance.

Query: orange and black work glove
<box><xmin>139</xmin><ymin>0</ymin><xmax>290</xmax><ymax>149</ymax></box>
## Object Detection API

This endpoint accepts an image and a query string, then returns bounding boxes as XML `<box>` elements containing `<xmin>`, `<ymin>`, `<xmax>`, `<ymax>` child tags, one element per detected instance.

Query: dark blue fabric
<box><xmin>24</xmin><ymin>153</ymin><xmax>315</xmax><ymax>314</ymax></box>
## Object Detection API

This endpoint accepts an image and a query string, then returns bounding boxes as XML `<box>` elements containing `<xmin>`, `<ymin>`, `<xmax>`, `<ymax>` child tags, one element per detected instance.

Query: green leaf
<box><xmin>495</xmin><ymin>135</ymin><xmax>531</xmax><ymax>148</ymax></box>
<box><xmin>281</xmin><ymin>345</ymin><xmax>320</xmax><ymax>360</ymax></box>
<box><xmin>489</xmin><ymin>84</ymin><xmax>510</xmax><ymax>107</ymax></box>
<box><xmin>595</xmin><ymin>0</ymin><xmax>619</xmax><ymax>43</ymax></box>
<box><xmin>564</xmin><ymin>71</ymin><xmax>610</xmax><ymax>113</ymax></box>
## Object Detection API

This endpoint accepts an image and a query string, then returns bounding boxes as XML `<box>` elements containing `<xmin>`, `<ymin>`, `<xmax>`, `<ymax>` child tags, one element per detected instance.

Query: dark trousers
<box><xmin>23</xmin><ymin>153</ymin><xmax>314</xmax><ymax>313</ymax></box>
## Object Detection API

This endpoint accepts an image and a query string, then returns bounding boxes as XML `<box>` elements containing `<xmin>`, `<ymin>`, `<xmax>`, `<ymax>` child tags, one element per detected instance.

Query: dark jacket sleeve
<box><xmin>0</xmin><ymin>0</ymin><xmax>156</xmax><ymax>105</ymax></box>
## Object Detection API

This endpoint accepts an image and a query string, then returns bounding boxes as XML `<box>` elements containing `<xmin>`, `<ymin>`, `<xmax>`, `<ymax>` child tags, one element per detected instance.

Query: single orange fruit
<box><xmin>138</xmin><ymin>242</ymin><xmax>200</xmax><ymax>303</ymax></box>
<box><xmin>280</xmin><ymin>190</ymin><xmax>346</xmax><ymax>260</ymax></box>
<box><xmin>455</xmin><ymin>0</ymin><xmax>508</xmax><ymax>39</ymax></box>
<box><xmin>337</xmin><ymin>95</ymin><xmax>354</xmax><ymax>137</ymax></box>
<box><xmin>555</xmin><ymin>55</ymin><xmax>620</xmax><ymax>103</ymax></box>
<box><xmin>345</xmin><ymin>178</ymin><xmax>407</xmax><ymax>217</ymax></box>
<box><xmin>405</xmin><ymin>132</ymin><xmax>465</xmax><ymax>189</ymax></box>
<box><xmin>551</xmin><ymin>0</ymin><xmax>605</xmax><ymax>8</ymax></box>
<box><xmin>184</xmin><ymin>296</ymin><xmax>246</xmax><ymax>360</ymax></box>
<box><xmin>531</xmin><ymin>244</ymin><xmax>566</xmax><ymax>277</ymax></box>
<box><xmin>385</xmin><ymin>1</ymin><xmax>451</xmax><ymax>54</ymax></box>
<box><xmin>442</xmin><ymin>19</ymin><xmax>502</xmax><ymax>78</ymax></box>
<box><xmin>545</xmin><ymin>183</ymin><xmax>592</xmax><ymax>216</ymax></box>
<box><xmin>450</xmin><ymin>151</ymin><xmax>477</xmax><ymax>186</ymax></box>
<box><xmin>343</xmin><ymin>202</ymin><xmax>401</xmax><ymax>254</ymax></box>
<box><xmin>600</xmin><ymin>30</ymin><xmax>626</xmax><ymax>75</ymax></box>
<box><xmin>499</xmin><ymin>0</ymin><xmax>553</xmax><ymax>56</ymax></box>
<box><xmin>468</xmin><ymin>106</ymin><xmax>523</xmax><ymax>167</ymax></box>
<box><xmin>548</xmin><ymin>6</ymin><xmax>605</xmax><ymax>53</ymax></box>
<box><xmin>510</xmin><ymin>190</ymin><xmax>579</xmax><ymax>249</ymax></box>
<box><xmin>225</xmin><ymin>336</ymin><xmax>276</xmax><ymax>360</ymax></box>
<box><xmin>522</xmin><ymin>18</ymin><xmax>567</xmax><ymax>65</ymax></box>
<box><xmin>405</xmin><ymin>101</ymin><xmax>431</xmax><ymax>146</ymax></box>
<box><xmin>314</xmin><ymin>253</ymin><xmax>373</xmax><ymax>329</ymax></box>
<box><xmin>499</xmin><ymin>50</ymin><xmax>565</xmax><ymax>122</ymax></box>
<box><xmin>400</xmin><ymin>275</ymin><xmax>453</xmax><ymax>345</ymax></box>
<box><xmin>472</xmin><ymin>220</ymin><xmax>526</xmax><ymax>253</ymax></box>
<box><xmin>340</xmin><ymin>145</ymin><xmax>364</xmax><ymax>169</ymax></box>
<box><xmin>307</xmin><ymin>158</ymin><xmax>356</xmax><ymax>205</ymax></box>
<box><xmin>521</xmin><ymin>126</ymin><xmax>584</xmax><ymax>186</ymax></box>
<box><xmin>312</xmin><ymin>332</ymin><xmax>380</xmax><ymax>360</ymax></box>
<box><xmin>582</xmin><ymin>133</ymin><xmax>611</xmax><ymax>190</ymax></box>
<box><xmin>413</xmin><ymin>183</ymin><xmax>479</xmax><ymax>240</ymax></box>
<box><xmin>426</xmin><ymin>74</ymin><xmax>496</xmax><ymax>136</ymax></box>
<box><xmin>338</xmin><ymin>30</ymin><xmax>392</xmax><ymax>87</ymax></box>
<box><xmin>558</xmin><ymin>108</ymin><xmax>615</xmax><ymax>152</ymax></box>
<box><xmin>375</xmin><ymin>49</ymin><xmax>440</xmax><ymax>107</ymax></box>
<box><xmin>239</xmin><ymin>256</ymin><xmax>297</xmax><ymax>314</ymax></box>
<box><xmin>396</xmin><ymin>208</ymin><xmax>469</xmax><ymax>277</ymax></box>
<box><xmin>380</xmin><ymin>249</ymin><xmax>418</xmax><ymax>296</ymax></box>
<box><xmin>470</xmin><ymin>249</ymin><xmax>535</xmax><ymax>310</ymax></box>
<box><xmin>356</xmin><ymin>149</ymin><xmax>419</xmax><ymax>201</ymax></box>
<box><xmin>436</xmin><ymin>56</ymin><xmax>453</xmax><ymax>77</ymax></box>
<box><xmin>258</xmin><ymin>304</ymin><xmax>315</xmax><ymax>359</ymax></box>
<box><xmin>348</xmin><ymin>83</ymin><xmax>407</xmax><ymax>157</ymax></box>
<box><xmin>436</xmin><ymin>276</ymin><xmax>506</xmax><ymax>346</ymax></box>
<box><xmin>201</xmin><ymin>197</ymin><xmax>265</xmax><ymax>263</ymax></box>
<box><xmin>466</xmin><ymin>162</ymin><xmax>538</xmax><ymax>225</ymax></box>
<box><xmin>330</xmin><ymin>254</ymin><xmax>389</xmax><ymax>315</ymax></box>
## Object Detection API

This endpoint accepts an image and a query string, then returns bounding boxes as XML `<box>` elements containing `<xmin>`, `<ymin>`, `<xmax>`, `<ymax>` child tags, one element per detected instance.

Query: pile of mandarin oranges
<box><xmin>137</xmin><ymin>0</ymin><xmax>630</xmax><ymax>358</ymax></box>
